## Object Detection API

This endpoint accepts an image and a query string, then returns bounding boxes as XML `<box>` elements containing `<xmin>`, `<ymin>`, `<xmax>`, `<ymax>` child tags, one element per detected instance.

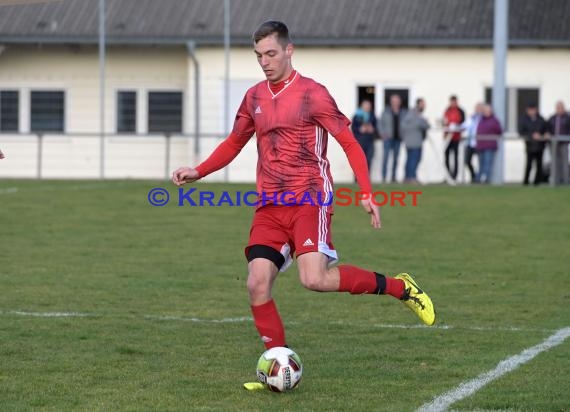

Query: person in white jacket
<box><xmin>462</xmin><ymin>103</ymin><xmax>483</xmax><ymax>183</ymax></box>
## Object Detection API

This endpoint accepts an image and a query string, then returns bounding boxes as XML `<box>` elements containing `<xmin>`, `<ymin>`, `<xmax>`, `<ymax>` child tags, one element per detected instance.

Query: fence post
<box><xmin>165</xmin><ymin>133</ymin><xmax>171</xmax><ymax>180</ymax></box>
<box><xmin>37</xmin><ymin>133</ymin><xmax>43</xmax><ymax>179</ymax></box>
<box><xmin>551</xmin><ymin>137</ymin><xmax>558</xmax><ymax>187</ymax></box>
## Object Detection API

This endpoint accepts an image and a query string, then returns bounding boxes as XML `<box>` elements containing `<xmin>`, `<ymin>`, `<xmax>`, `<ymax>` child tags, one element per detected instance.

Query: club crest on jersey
<box><xmin>255</xmin><ymin>106</ymin><xmax>262</xmax><ymax>114</ymax></box>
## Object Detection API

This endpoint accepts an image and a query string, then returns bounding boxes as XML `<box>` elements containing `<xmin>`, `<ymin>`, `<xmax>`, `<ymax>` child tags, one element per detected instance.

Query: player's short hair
<box><xmin>253</xmin><ymin>20</ymin><xmax>292</xmax><ymax>48</ymax></box>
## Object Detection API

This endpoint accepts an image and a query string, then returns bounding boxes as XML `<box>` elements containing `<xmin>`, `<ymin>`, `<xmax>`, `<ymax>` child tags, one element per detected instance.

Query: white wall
<box><xmin>1</xmin><ymin>44</ymin><xmax>569</xmax><ymax>183</ymax></box>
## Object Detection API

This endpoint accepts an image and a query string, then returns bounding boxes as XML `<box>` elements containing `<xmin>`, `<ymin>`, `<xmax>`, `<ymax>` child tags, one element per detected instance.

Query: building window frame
<box><xmin>30</xmin><ymin>89</ymin><xmax>65</xmax><ymax>133</ymax></box>
<box><xmin>0</xmin><ymin>89</ymin><xmax>20</xmax><ymax>133</ymax></box>
<box><xmin>147</xmin><ymin>90</ymin><xmax>183</xmax><ymax>134</ymax></box>
<box><xmin>116</xmin><ymin>90</ymin><xmax>137</xmax><ymax>134</ymax></box>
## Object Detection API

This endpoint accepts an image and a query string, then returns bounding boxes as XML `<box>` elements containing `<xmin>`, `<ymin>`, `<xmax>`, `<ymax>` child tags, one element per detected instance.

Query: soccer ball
<box><xmin>256</xmin><ymin>346</ymin><xmax>303</xmax><ymax>392</ymax></box>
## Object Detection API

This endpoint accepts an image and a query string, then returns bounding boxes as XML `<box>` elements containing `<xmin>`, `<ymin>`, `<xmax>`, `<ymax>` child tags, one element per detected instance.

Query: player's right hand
<box><xmin>172</xmin><ymin>167</ymin><xmax>199</xmax><ymax>186</ymax></box>
<box><xmin>361</xmin><ymin>198</ymin><xmax>381</xmax><ymax>230</ymax></box>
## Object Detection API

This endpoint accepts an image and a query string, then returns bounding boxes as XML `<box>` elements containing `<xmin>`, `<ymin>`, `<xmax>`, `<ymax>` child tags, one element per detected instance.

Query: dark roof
<box><xmin>1</xmin><ymin>0</ymin><xmax>569</xmax><ymax>47</ymax></box>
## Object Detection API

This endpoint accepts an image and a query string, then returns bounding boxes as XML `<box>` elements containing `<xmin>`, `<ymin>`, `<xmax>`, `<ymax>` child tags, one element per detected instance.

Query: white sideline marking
<box><xmin>0</xmin><ymin>310</ymin><xmax>559</xmax><ymax>333</ymax></box>
<box><xmin>0</xmin><ymin>182</ymin><xmax>131</xmax><ymax>196</ymax></box>
<box><xmin>0</xmin><ymin>187</ymin><xmax>19</xmax><ymax>194</ymax></box>
<box><xmin>416</xmin><ymin>327</ymin><xmax>570</xmax><ymax>412</ymax></box>
<box><xmin>145</xmin><ymin>315</ymin><xmax>252</xmax><ymax>323</ymax></box>
<box><xmin>369</xmin><ymin>323</ymin><xmax>553</xmax><ymax>333</ymax></box>
<box><xmin>8</xmin><ymin>310</ymin><xmax>91</xmax><ymax>318</ymax></box>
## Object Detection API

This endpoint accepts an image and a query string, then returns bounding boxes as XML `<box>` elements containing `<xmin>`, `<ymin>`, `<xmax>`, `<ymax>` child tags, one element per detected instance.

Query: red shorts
<box><xmin>245</xmin><ymin>205</ymin><xmax>338</xmax><ymax>272</ymax></box>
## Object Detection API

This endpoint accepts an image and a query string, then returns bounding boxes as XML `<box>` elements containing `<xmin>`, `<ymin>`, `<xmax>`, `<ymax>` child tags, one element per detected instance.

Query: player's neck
<box><xmin>268</xmin><ymin>69</ymin><xmax>297</xmax><ymax>94</ymax></box>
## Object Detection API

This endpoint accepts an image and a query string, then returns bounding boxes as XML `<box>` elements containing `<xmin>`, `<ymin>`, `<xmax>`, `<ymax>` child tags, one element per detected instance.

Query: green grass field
<box><xmin>1</xmin><ymin>180</ymin><xmax>569</xmax><ymax>411</ymax></box>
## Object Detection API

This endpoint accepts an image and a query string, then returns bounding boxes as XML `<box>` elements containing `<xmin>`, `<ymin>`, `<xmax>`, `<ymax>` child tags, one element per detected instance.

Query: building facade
<box><xmin>1</xmin><ymin>0</ymin><xmax>569</xmax><ymax>182</ymax></box>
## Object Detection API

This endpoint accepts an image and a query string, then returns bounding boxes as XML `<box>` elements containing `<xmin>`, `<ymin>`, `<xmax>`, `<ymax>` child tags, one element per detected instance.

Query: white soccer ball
<box><xmin>256</xmin><ymin>346</ymin><xmax>303</xmax><ymax>392</ymax></box>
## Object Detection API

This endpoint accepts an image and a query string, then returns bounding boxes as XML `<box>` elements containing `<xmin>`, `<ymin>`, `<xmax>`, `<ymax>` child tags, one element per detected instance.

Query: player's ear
<box><xmin>285</xmin><ymin>43</ymin><xmax>293</xmax><ymax>57</ymax></box>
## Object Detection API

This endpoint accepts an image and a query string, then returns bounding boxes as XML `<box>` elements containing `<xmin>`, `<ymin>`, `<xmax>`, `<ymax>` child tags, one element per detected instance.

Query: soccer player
<box><xmin>172</xmin><ymin>21</ymin><xmax>436</xmax><ymax>388</ymax></box>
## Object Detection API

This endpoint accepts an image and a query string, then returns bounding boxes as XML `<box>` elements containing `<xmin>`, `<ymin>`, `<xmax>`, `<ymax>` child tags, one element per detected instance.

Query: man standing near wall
<box><xmin>402</xmin><ymin>98</ymin><xmax>430</xmax><ymax>184</ymax></box>
<box><xmin>519</xmin><ymin>102</ymin><xmax>549</xmax><ymax>186</ymax></box>
<box><xmin>548</xmin><ymin>101</ymin><xmax>570</xmax><ymax>184</ymax></box>
<box><xmin>379</xmin><ymin>94</ymin><xmax>406</xmax><ymax>183</ymax></box>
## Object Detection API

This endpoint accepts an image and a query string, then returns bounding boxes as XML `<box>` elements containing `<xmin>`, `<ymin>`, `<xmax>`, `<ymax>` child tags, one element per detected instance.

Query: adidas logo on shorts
<box><xmin>302</xmin><ymin>238</ymin><xmax>314</xmax><ymax>247</ymax></box>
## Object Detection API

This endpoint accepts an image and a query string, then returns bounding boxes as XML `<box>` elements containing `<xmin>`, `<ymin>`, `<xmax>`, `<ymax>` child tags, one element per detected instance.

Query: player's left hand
<box><xmin>361</xmin><ymin>198</ymin><xmax>381</xmax><ymax>229</ymax></box>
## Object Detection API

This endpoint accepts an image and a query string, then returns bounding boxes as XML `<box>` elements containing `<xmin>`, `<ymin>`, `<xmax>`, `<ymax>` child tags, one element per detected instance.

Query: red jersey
<box><xmin>444</xmin><ymin>106</ymin><xmax>465</xmax><ymax>142</ymax></box>
<box><xmin>195</xmin><ymin>72</ymin><xmax>371</xmax><ymax>211</ymax></box>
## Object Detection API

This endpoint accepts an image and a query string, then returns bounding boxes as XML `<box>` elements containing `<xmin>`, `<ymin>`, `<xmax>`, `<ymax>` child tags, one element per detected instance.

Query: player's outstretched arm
<box><xmin>171</xmin><ymin>131</ymin><xmax>251</xmax><ymax>186</ymax></box>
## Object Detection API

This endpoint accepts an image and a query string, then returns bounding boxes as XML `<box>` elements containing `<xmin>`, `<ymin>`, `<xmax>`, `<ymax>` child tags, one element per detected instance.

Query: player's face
<box><xmin>254</xmin><ymin>34</ymin><xmax>293</xmax><ymax>83</ymax></box>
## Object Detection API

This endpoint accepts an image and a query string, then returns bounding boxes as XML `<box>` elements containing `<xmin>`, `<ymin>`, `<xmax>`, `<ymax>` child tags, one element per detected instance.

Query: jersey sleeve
<box><xmin>333</xmin><ymin>127</ymin><xmax>373</xmax><ymax>194</ymax></box>
<box><xmin>310</xmin><ymin>84</ymin><xmax>351</xmax><ymax>136</ymax></box>
<box><xmin>232</xmin><ymin>91</ymin><xmax>256</xmax><ymax>139</ymax></box>
<box><xmin>194</xmin><ymin>131</ymin><xmax>251</xmax><ymax>178</ymax></box>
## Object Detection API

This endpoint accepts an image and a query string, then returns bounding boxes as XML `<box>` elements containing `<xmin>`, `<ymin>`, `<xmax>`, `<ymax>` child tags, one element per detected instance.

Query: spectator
<box><xmin>351</xmin><ymin>99</ymin><xmax>377</xmax><ymax>172</ymax></box>
<box><xmin>442</xmin><ymin>95</ymin><xmax>466</xmax><ymax>181</ymax></box>
<box><xmin>462</xmin><ymin>103</ymin><xmax>483</xmax><ymax>183</ymax></box>
<box><xmin>519</xmin><ymin>102</ymin><xmax>549</xmax><ymax>186</ymax></box>
<box><xmin>475</xmin><ymin>104</ymin><xmax>501</xmax><ymax>184</ymax></box>
<box><xmin>547</xmin><ymin>101</ymin><xmax>570</xmax><ymax>184</ymax></box>
<box><xmin>379</xmin><ymin>94</ymin><xmax>406</xmax><ymax>183</ymax></box>
<box><xmin>402</xmin><ymin>98</ymin><xmax>430</xmax><ymax>183</ymax></box>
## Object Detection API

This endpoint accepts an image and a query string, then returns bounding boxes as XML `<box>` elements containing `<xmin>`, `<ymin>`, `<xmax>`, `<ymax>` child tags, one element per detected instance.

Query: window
<box><xmin>0</xmin><ymin>90</ymin><xmax>19</xmax><ymax>132</ymax></box>
<box><xmin>357</xmin><ymin>85</ymin><xmax>376</xmax><ymax>113</ymax></box>
<box><xmin>31</xmin><ymin>90</ymin><xmax>64</xmax><ymax>132</ymax></box>
<box><xmin>117</xmin><ymin>91</ymin><xmax>137</xmax><ymax>133</ymax></box>
<box><xmin>148</xmin><ymin>91</ymin><xmax>182</xmax><ymax>133</ymax></box>
<box><xmin>485</xmin><ymin>87</ymin><xmax>539</xmax><ymax>132</ymax></box>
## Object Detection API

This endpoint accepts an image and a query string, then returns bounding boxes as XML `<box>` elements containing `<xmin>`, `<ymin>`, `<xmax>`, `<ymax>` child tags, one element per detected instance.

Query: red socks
<box><xmin>250</xmin><ymin>268</ymin><xmax>405</xmax><ymax>348</ymax></box>
<box><xmin>338</xmin><ymin>265</ymin><xmax>405</xmax><ymax>299</ymax></box>
<box><xmin>338</xmin><ymin>265</ymin><xmax>377</xmax><ymax>294</ymax></box>
<box><xmin>251</xmin><ymin>299</ymin><xmax>286</xmax><ymax>349</ymax></box>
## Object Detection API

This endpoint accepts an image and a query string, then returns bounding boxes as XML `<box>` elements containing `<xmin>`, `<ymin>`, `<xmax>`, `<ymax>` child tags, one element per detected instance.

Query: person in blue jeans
<box><xmin>351</xmin><ymin>99</ymin><xmax>378</xmax><ymax>172</ymax></box>
<box><xmin>379</xmin><ymin>94</ymin><xmax>406</xmax><ymax>183</ymax></box>
<box><xmin>402</xmin><ymin>98</ymin><xmax>430</xmax><ymax>183</ymax></box>
<box><xmin>475</xmin><ymin>104</ymin><xmax>502</xmax><ymax>184</ymax></box>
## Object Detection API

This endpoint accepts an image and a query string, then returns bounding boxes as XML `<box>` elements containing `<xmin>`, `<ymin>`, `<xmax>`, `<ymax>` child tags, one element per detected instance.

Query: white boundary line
<box><xmin>7</xmin><ymin>310</ymin><xmax>92</xmax><ymax>317</ymax></box>
<box><xmin>0</xmin><ymin>181</ymin><xmax>134</xmax><ymax>195</ymax></box>
<box><xmin>416</xmin><ymin>327</ymin><xmax>570</xmax><ymax>412</ymax></box>
<box><xmin>0</xmin><ymin>187</ymin><xmax>19</xmax><ymax>194</ymax></box>
<box><xmin>1</xmin><ymin>310</ymin><xmax>561</xmax><ymax>333</ymax></box>
<box><xmin>144</xmin><ymin>315</ymin><xmax>253</xmax><ymax>323</ymax></box>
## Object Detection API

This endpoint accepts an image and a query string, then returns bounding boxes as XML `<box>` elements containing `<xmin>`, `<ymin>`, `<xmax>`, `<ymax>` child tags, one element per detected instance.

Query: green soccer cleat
<box><xmin>243</xmin><ymin>382</ymin><xmax>266</xmax><ymax>391</ymax></box>
<box><xmin>395</xmin><ymin>273</ymin><xmax>436</xmax><ymax>326</ymax></box>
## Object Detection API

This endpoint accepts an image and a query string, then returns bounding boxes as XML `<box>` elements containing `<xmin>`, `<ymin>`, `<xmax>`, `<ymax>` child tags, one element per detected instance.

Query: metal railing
<box><xmin>1</xmin><ymin>131</ymin><xmax>569</xmax><ymax>185</ymax></box>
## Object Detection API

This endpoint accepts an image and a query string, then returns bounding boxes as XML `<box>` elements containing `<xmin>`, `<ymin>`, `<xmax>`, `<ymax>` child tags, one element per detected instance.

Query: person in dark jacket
<box><xmin>351</xmin><ymin>99</ymin><xmax>378</xmax><ymax>172</ymax></box>
<box><xmin>519</xmin><ymin>102</ymin><xmax>549</xmax><ymax>185</ymax></box>
<box><xmin>547</xmin><ymin>101</ymin><xmax>570</xmax><ymax>184</ymax></box>
<box><xmin>475</xmin><ymin>104</ymin><xmax>502</xmax><ymax>184</ymax></box>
